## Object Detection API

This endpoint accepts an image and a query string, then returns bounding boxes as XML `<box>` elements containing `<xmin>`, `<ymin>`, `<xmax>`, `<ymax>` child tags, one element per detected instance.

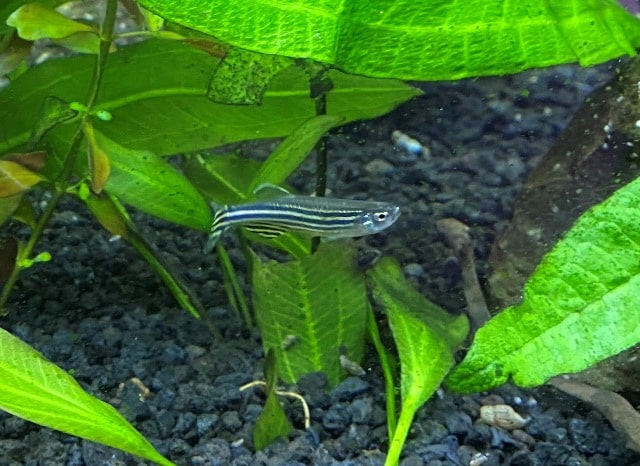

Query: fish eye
<box><xmin>374</xmin><ymin>212</ymin><xmax>388</xmax><ymax>222</ymax></box>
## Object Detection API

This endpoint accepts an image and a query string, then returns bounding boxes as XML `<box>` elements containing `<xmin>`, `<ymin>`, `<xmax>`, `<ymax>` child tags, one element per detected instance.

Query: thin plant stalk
<box><xmin>0</xmin><ymin>0</ymin><xmax>119</xmax><ymax>311</ymax></box>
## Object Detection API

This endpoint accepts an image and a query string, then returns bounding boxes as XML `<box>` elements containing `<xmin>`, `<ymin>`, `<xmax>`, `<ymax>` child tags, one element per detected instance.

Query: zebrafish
<box><xmin>205</xmin><ymin>189</ymin><xmax>400</xmax><ymax>252</ymax></box>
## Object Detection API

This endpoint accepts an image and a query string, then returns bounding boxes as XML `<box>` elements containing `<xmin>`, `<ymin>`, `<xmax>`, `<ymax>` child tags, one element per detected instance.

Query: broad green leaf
<box><xmin>94</xmin><ymin>129</ymin><xmax>212</xmax><ymax>231</ymax></box>
<box><xmin>253</xmin><ymin>350</ymin><xmax>293</xmax><ymax>450</ymax></box>
<box><xmin>184</xmin><ymin>153</ymin><xmax>310</xmax><ymax>258</ymax></box>
<box><xmin>184</xmin><ymin>153</ymin><xmax>260</xmax><ymax>205</ymax></box>
<box><xmin>0</xmin><ymin>160</ymin><xmax>41</xmax><ymax>196</ymax></box>
<box><xmin>0</xmin><ymin>39</ymin><xmax>419</xmax><ymax>156</ymax></box>
<box><xmin>7</xmin><ymin>3</ymin><xmax>95</xmax><ymax>40</ymax></box>
<box><xmin>0</xmin><ymin>328</ymin><xmax>175</xmax><ymax>466</ymax></box>
<box><xmin>252</xmin><ymin>242</ymin><xmax>368</xmax><ymax>386</ymax></box>
<box><xmin>368</xmin><ymin>257</ymin><xmax>468</xmax><ymax>466</ymax></box>
<box><xmin>137</xmin><ymin>0</ymin><xmax>640</xmax><ymax>81</ymax></box>
<box><xmin>447</xmin><ymin>176</ymin><xmax>640</xmax><ymax>393</ymax></box>
<box><xmin>248</xmin><ymin>115</ymin><xmax>343</xmax><ymax>193</ymax></box>
<box><xmin>208</xmin><ymin>48</ymin><xmax>294</xmax><ymax>104</ymax></box>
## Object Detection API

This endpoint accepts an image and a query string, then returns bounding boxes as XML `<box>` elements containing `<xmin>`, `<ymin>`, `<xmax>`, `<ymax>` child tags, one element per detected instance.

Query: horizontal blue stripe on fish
<box><xmin>205</xmin><ymin>195</ymin><xmax>400</xmax><ymax>252</ymax></box>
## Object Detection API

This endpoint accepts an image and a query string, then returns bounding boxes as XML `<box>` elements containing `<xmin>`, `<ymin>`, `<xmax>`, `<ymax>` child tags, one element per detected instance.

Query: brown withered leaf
<box><xmin>488</xmin><ymin>56</ymin><xmax>640</xmax><ymax>308</ymax></box>
<box><xmin>487</xmin><ymin>56</ymin><xmax>640</xmax><ymax>394</ymax></box>
<box><xmin>4</xmin><ymin>151</ymin><xmax>47</xmax><ymax>171</ymax></box>
<box><xmin>550</xmin><ymin>377</ymin><xmax>640</xmax><ymax>453</ymax></box>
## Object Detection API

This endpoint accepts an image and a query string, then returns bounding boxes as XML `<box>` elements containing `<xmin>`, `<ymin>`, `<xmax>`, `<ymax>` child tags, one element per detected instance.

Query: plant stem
<box><xmin>0</xmin><ymin>0</ymin><xmax>118</xmax><ymax>312</ymax></box>
<box><xmin>310</xmin><ymin>66</ymin><xmax>330</xmax><ymax>253</ymax></box>
<box><xmin>367</xmin><ymin>309</ymin><xmax>397</xmax><ymax>437</ymax></box>
<box><xmin>385</xmin><ymin>401</ymin><xmax>418</xmax><ymax>466</ymax></box>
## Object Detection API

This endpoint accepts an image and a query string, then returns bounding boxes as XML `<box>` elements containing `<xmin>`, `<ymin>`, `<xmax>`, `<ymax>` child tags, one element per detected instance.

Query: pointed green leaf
<box><xmin>137</xmin><ymin>0</ymin><xmax>640</xmax><ymax>80</ymax></box>
<box><xmin>94</xmin><ymin>129</ymin><xmax>212</xmax><ymax>231</ymax></box>
<box><xmin>252</xmin><ymin>242</ymin><xmax>368</xmax><ymax>386</ymax></box>
<box><xmin>7</xmin><ymin>3</ymin><xmax>95</xmax><ymax>40</ymax></box>
<box><xmin>368</xmin><ymin>257</ymin><xmax>468</xmax><ymax>466</ymax></box>
<box><xmin>184</xmin><ymin>153</ymin><xmax>260</xmax><ymax>205</ymax></box>
<box><xmin>248</xmin><ymin>115</ymin><xmax>343</xmax><ymax>193</ymax></box>
<box><xmin>0</xmin><ymin>40</ymin><xmax>419</xmax><ymax>157</ymax></box>
<box><xmin>447</xmin><ymin>176</ymin><xmax>640</xmax><ymax>393</ymax></box>
<box><xmin>253</xmin><ymin>350</ymin><xmax>293</xmax><ymax>450</ymax></box>
<box><xmin>0</xmin><ymin>328</ymin><xmax>175</xmax><ymax>466</ymax></box>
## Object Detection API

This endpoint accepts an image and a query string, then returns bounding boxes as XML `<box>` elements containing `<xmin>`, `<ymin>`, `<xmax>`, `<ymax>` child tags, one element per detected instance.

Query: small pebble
<box><xmin>404</xmin><ymin>262</ymin><xmax>425</xmax><ymax>278</ymax></box>
<box><xmin>365</xmin><ymin>158</ymin><xmax>395</xmax><ymax>176</ymax></box>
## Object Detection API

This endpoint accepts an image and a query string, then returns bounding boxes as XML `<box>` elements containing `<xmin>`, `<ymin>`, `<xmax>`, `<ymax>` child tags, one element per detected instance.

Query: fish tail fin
<box><xmin>204</xmin><ymin>229</ymin><xmax>222</xmax><ymax>253</ymax></box>
<box><xmin>204</xmin><ymin>207</ymin><xmax>227</xmax><ymax>253</ymax></box>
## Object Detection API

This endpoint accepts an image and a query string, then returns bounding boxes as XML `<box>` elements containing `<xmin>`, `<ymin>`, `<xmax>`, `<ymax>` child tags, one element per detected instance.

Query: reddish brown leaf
<box><xmin>4</xmin><ymin>151</ymin><xmax>48</xmax><ymax>171</ymax></box>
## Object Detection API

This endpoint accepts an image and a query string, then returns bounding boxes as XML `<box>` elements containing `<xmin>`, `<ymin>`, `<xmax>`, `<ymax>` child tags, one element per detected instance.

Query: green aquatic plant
<box><xmin>1</xmin><ymin>0</ymin><xmax>640</xmax><ymax>465</ymax></box>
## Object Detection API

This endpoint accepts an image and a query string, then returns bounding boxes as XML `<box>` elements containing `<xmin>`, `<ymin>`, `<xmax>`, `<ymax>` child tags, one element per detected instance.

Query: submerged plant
<box><xmin>1</xmin><ymin>1</ymin><xmax>640</xmax><ymax>465</ymax></box>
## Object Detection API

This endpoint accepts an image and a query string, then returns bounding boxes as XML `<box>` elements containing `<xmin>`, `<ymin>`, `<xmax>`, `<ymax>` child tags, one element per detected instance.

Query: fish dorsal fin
<box><xmin>252</xmin><ymin>183</ymin><xmax>293</xmax><ymax>201</ymax></box>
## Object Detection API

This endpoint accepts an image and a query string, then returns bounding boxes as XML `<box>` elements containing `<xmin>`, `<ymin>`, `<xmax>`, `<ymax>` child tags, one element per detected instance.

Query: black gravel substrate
<box><xmin>3</xmin><ymin>60</ymin><xmax>640</xmax><ymax>466</ymax></box>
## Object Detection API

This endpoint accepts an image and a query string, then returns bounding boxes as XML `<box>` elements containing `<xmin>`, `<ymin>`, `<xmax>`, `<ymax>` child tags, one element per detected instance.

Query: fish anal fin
<box><xmin>244</xmin><ymin>222</ymin><xmax>287</xmax><ymax>239</ymax></box>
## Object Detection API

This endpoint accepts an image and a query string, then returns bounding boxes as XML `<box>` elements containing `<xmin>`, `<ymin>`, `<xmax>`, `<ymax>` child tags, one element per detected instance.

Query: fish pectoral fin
<box><xmin>252</xmin><ymin>183</ymin><xmax>293</xmax><ymax>200</ymax></box>
<box><xmin>243</xmin><ymin>222</ymin><xmax>287</xmax><ymax>239</ymax></box>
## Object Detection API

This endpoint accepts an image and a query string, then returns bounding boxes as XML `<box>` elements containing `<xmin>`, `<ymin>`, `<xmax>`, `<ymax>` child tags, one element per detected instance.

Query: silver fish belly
<box><xmin>205</xmin><ymin>196</ymin><xmax>400</xmax><ymax>252</ymax></box>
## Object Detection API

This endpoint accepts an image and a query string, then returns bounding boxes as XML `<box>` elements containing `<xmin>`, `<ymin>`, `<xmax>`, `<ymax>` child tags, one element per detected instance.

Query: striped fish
<box><xmin>205</xmin><ymin>194</ymin><xmax>400</xmax><ymax>252</ymax></box>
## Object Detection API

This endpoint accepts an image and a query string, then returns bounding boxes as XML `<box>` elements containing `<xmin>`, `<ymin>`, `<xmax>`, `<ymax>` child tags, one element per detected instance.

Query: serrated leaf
<box><xmin>248</xmin><ymin>115</ymin><xmax>343</xmax><ymax>193</ymax></box>
<box><xmin>252</xmin><ymin>242</ymin><xmax>368</xmax><ymax>386</ymax></box>
<box><xmin>367</xmin><ymin>257</ymin><xmax>468</xmax><ymax>466</ymax></box>
<box><xmin>208</xmin><ymin>48</ymin><xmax>294</xmax><ymax>104</ymax></box>
<box><xmin>93</xmin><ymin>129</ymin><xmax>212</xmax><ymax>231</ymax></box>
<box><xmin>7</xmin><ymin>3</ymin><xmax>95</xmax><ymax>40</ymax></box>
<box><xmin>137</xmin><ymin>0</ymin><xmax>640</xmax><ymax>80</ymax></box>
<box><xmin>447</xmin><ymin>176</ymin><xmax>640</xmax><ymax>393</ymax></box>
<box><xmin>0</xmin><ymin>160</ymin><xmax>41</xmax><ymax>196</ymax></box>
<box><xmin>0</xmin><ymin>328</ymin><xmax>175</xmax><ymax>466</ymax></box>
<box><xmin>0</xmin><ymin>40</ymin><xmax>419</xmax><ymax>157</ymax></box>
